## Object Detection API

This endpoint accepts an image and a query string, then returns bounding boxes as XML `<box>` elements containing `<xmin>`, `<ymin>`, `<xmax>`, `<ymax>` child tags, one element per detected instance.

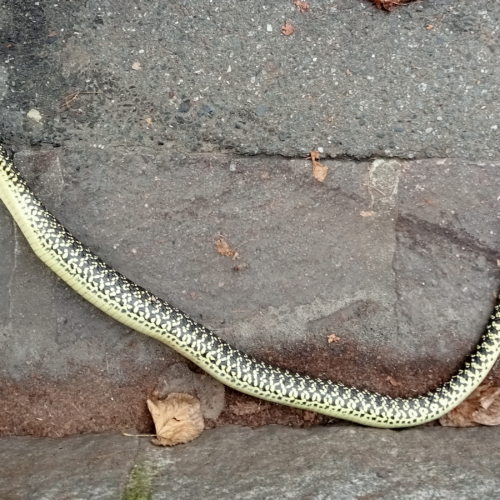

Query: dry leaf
<box><xmin>327</xmin><ymin>334</ymin><xmax>340</xmax><ymax>343</ymax></box>
<box><xmin>48</xmin><ymin>30</ymin><xmax>58</xmax><ymax>37</ymax></box>
<box><xmin>497</xmin><ymin>260</ymin><xmax>500</xmax><ymax>267</ymax></box>
<box><xmin>147</xmin><ymin>393</ymin><xmax>204</xmax><ymax>446</ymax></box>
<box><xmin>425</xmin><ymin>199</ymin><xmax>435</xmax><ymax>205</ymax></box>
<box><xmin>132</xmin><ymin>61</ymin><xmax>141</xmax><ymax>71</ymax></box>
<box><xmin>215</xmin><ymin>238</ymin><xmax>236</xmax><ymax>257</ymax></box>
<box><xmin>309</xmin><ymin>151</ymin><xmax>328</xmax><ymax>182</ymax></box>
<box><xmin>281</xmin><ymin>21</ymin><xmax>294</xmax><ymax>36</ymax></box>
<box><xmin>346</xmin><ymin>69</ymin><xmax>351</xmax><ymax>76</ymax></box>
<box><xmin>360</xmin><ymin>211</ymin><xmax>375</xmax><ymax>217</ymax></box>
<box><xmin>371</xmin><ymin>0</ymin><xmax>410</xmax><ymax>10</ymax></box>
<box><xmin>293</xmin><ymin>0</ymin><xmax>309</xmax><ymax>13</ymax></box>
<box><xmin>426</xmin><ymin>25</ymin><xmax>434</xmax><ymax>30</ymax></box>
<box><xmin>440</xmin><ymin>385</ymin><xmax>500</xmax><ymax>428</ymax></box>
<box><xmin>145</xmin><ymin>117</ymin><xmax>153</xmax><ymax>126</ymax></box>
<box><xmin>386</xmin><ymin>376</ymin><xmax>401</xmax><ymax>387</ymax></box>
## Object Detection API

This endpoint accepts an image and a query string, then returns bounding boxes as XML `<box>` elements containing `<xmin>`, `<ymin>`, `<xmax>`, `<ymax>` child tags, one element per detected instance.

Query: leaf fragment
<box><xmin>293</xmin><ymin>0</ymin><xmax>309</xmax><ymax>13</ymax></box>
<box><xmin>281</xmin><ymin>21</ymin><xmax>294</xmax><ymax>36</ymax></box>
<box><xmin>215</xmin><ymin>238</ymin><xmax>236</xmax><ymax>257</ymax></box>
<box><xmin>360</xmin><ymin>211</ymin><xmax>375</xmax><ymax>217</ymax></box>
<box><xmin>132</xmin><ymin>61</ymin><xmax>141</xmax><ymax>71</ymax></box>
<box><xmin>327</xmin><ymin>334</ymin><xmax>340</xmax><ymax>343</ymax></box>
<box><xmin>386</xmin><ymin>376</ymin><xmax>401</xmax><ymax>387</ymax></box>
<box><xmin>147</xmin><ymin>393</ymin><xmax>204</xmax><ymax>446</ymax></box>
<box><xmin>309</xmin><ymin>151</ymin><xmax>328</xmax><ymax>182</ymax></box>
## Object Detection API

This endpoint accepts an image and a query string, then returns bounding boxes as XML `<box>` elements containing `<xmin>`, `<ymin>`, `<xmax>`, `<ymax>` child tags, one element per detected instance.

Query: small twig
<box><xmin>61</xmin><ymin>90</ymin><xmax>102</xmax><ymax>110</ymax></box>
<box><xmin>122</xmin><ymin>432</ymin><xmax>156</xmax><ymax>437</ymax></box>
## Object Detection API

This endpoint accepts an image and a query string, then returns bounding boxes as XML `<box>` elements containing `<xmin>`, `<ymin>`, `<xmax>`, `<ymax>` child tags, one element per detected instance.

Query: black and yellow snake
<box><xmin>1</xmin><ymin>146</ymin><xmax>499</xmax><ymax>428</ymax></box>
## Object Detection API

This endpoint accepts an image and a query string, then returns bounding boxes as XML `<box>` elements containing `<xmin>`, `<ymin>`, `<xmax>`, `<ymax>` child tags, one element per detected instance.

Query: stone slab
<box><xmin>0</xmin><ymin>433</ymin><xmax>138</xmax><ymax>500</ymax></box>
<box><xmin>1</xmin><ymin>426</ymin><xmax>500</xmax><ymax>499</ymax></box>
<box><xmin>1</xmin><ymin>0</ymin><xmax>499</xmax><ymax>160</ymax></box>
<box><xmin>1</xmin><ymin>149</ymin><xmax>500</xmax><ymax>435</ymax></box>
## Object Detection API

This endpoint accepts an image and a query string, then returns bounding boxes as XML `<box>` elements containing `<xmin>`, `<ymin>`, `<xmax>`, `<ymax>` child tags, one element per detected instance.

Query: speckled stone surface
<box><xmin>2</xmin><ymin>426</ymin><xmax>500</xmax><ymax>500</ymax></box>
<box><xmin>1</xmin><ymin>0</ymin><xmax>499</xmax><ymax>160</ymax></box>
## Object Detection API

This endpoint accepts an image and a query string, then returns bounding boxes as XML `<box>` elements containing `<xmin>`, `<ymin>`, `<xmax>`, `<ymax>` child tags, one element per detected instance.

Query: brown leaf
<box><xmin>440</xmin><ymin>385</ymin><xmax>500</xmax><ymax>428</ymax></box>
<box><xmin>426</xmin><ymin>24</ymin><xmax>434</xmax><ymax>30</ymax></box>
<box><xmin>360</xmin><ymin>211</ymin><xmax>375</xmax><ymax>217</ymax></box>
<box><xmin>309</xmin><ymin>151</ymin><xmax>328</xmax><ymax>182</ymax></box>
<box><xmin>425</xmin><ymin>199</ymin><xmax>435</xmax><ymax>205</ymax></box>
<box><xmin>293</xmin><ymin>0</ymin><xmax>309</xmax><ymax>13</ymax></box>
<box><xmin>48</xmin><ymin>30</ymin><xmax>58</xmax><ymax>37</ymax></box>
<box><xmin>346</xmin><ymin>69</ymin><xmax>351</xmax><ymax>76</ymax></box>
<box><xmin>145</xmin><ymin>117</ymin><xmax>153</xmax><ymax>126</ymax></box>
<box><xmin>371</xmin><ymin>0</ymin><xmax>410</xmax><ymax>11</ymax></box>
<box><xmin>281</xmin><ymin>21</ymin><xmax>294</xmax><ymax>36</ymax></box>
<box><xmin>147</xmin><ymin>393</ymin><xmax>204</xmax><ymax>446</ymax></box>
<box><xmin>327</xmin><ymin>334</ymin><xmax>340</xmax><ymax>343</ymax></box>
<box><xmin>132</xmin><ymin>61</ymin><xmax>141</xmax><ymax>71</ymax></box>
<box><xmin>214</xmin><ymin>238</ymin><xmax>236</xmax><ymax>257</ymax></box>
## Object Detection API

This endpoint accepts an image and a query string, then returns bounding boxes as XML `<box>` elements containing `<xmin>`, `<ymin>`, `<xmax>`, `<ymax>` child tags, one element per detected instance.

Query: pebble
<box><xmin>178</xmin><ymin>100</ymin><xmax>191</xmax><ymax>113</ymax></box>
<box><xmin>256</xmin><ymin>105</ymin><xmax>267</xmax><ymax>116</ymax></box>
<box><xmin>27</xmin><ymin>109</ymin><xmax>42</xmax><ymax>122</ymax></box>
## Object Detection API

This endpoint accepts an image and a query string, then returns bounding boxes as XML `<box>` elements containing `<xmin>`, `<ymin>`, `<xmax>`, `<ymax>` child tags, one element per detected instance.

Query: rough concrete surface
<box><xmin>2</xmin><ymin>426</ymin><xmax>500</xmax><ymax>500</ymax></box>
<box><xmin>1</xmin><ymin>0</ymin><xmax>500</xmax><ymax>160</ymax></box>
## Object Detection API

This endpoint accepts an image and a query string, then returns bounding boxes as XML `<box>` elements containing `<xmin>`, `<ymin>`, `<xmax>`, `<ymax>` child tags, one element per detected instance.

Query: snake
<box><xmin>1</xmin><ymin>146</ymin><xmax>500</xmax><ymax>428</ymax></box>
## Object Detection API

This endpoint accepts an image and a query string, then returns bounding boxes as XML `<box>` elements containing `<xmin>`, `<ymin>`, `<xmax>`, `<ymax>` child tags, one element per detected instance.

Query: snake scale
<box><xmin>1</xmin><ymin>146</ymin><xmax>500</xmax><ymax>428</ymax></box>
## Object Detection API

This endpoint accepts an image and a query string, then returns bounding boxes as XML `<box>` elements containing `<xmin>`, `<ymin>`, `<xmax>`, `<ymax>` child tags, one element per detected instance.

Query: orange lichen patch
<box><xmin>147</xmin><ymin>393</ymin><xmax>205</xmax><ymax>446</ymax></box>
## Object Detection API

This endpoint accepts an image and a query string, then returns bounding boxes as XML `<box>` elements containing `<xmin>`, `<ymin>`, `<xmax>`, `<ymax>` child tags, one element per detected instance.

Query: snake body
<box><xmin>1</xmin><ymin>146</ymin><xmax>500</xmax><ymax>428</ymax></box>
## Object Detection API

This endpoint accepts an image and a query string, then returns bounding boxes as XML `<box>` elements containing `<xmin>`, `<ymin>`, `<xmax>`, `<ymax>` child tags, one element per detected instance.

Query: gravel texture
<box><xmin>1</xmin><ymin>0</ymin><xmax>500</xmax><ymax>159</ymax></box>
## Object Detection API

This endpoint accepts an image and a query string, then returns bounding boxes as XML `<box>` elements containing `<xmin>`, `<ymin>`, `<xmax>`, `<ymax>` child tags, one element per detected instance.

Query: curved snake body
<box><xmin>1</xmin><ymin>146</ymin><xmax>500</xmax><ymax>428</ymax></box>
